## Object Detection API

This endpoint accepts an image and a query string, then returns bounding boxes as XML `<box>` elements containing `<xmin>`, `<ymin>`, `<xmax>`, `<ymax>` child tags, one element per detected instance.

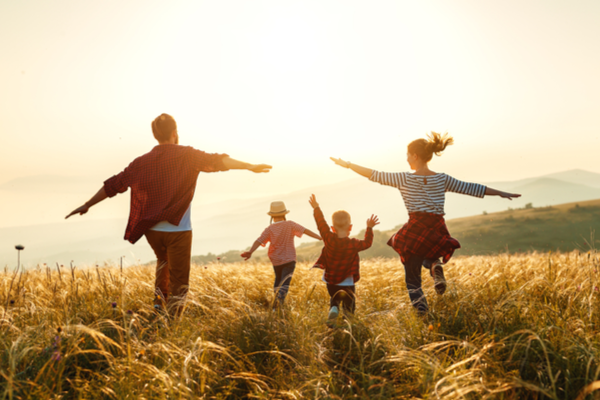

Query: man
<box><xmin>66</xmin><ymin>113</ymin><xmax>271</xmax><ymax>314</ymax></box>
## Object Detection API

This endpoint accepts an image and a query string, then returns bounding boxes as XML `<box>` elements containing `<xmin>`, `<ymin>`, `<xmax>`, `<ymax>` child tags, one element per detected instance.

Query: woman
<box><xmin>330</xmin><ymin>132</ymin><xmax>520</xmax><ymax>314</ymax></box>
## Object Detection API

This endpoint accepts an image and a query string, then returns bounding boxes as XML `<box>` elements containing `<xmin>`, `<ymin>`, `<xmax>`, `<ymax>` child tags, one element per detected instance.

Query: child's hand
<box><xmin>330</xmin><ymin>157</ymin><xmax>350</xmax><ymax>169</ymax></box>
<box><xmin>366</xmin><ymin>214</ymin><xmax>380</xmax><ymax>229</ymax></box>
<box><xmin>241</xmin><ymin>251</ymin><xmax>252</xmax><ymax>260</ymax></box>
<box><xmin>308</xmin><ymin>194</ymin><xmax>319</xmax><ymax>209</ymax></box>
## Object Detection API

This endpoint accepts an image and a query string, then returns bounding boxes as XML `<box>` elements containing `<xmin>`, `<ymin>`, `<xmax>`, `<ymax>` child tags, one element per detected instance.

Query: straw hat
<box><xmin>267</xmin><ymin>201</ymin><xmax>290</xmax><ymax>216</ymax></box>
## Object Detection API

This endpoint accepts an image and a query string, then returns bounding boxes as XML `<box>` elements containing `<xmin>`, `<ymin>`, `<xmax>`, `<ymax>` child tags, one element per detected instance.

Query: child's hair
<box><xmin>152</xmin><ymin>114</ymin><xmax>177</xmax><ymax>142</ymax></box>
<box><xmin>407</xmin><ymin>131</ymin><xmax>454</xmax><ymax>162</ymax></box>
<box><xmin>332</xmin><ymin>210</ymin><xmax>351</xmax><ymax>229</ymax></box>
<box><xmin>270</xmin><ymin>215</ymin><xmax>286</xmax><ymax>224</ymax></box>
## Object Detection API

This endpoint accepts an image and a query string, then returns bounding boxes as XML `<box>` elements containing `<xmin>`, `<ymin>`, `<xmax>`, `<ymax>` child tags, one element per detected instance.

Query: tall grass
<box><xmin>1</xmin><ymin>252</ymin><xmax>599</xmax><ymax>399</ymax></box>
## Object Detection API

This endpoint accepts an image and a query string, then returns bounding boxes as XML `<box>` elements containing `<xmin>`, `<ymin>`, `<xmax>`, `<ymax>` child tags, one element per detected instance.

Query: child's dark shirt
<box><xmin>313</xmin><ymin>207</ymin><xmax>373</xmax><ymax>285</ymax></box>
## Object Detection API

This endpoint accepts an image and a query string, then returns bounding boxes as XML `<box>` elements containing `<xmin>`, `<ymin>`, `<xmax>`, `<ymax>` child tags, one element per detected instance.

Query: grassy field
<box><xmin>1</xmin><ymin>252</ymin><xmax>600</xmax><ymax>399</ymax></box>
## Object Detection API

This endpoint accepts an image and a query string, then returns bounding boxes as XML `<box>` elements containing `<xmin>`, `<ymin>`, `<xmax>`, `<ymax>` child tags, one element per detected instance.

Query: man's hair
<box><xmin>151</xmin><ymin>114</ymin><xmax>177</xmax><ymax>142</ymax></box>
<box><xmin>332</xmin><ymin>210</ymin><xmax>351</xmax><ymax>229</ymax></box>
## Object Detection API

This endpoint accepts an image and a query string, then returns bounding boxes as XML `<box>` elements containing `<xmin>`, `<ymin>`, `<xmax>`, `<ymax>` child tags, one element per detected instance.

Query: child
<box><xmin>242</xmin><ymin>201</ymin><xmax>321</xmax><ymax>305</ymax></box>
<box><xmin>308</xmin><ymin>194</ymin><xmax>379</xmax><ymax>325</ymax></box>
<box><xmin>330</xmin><ymin>132</ymin><xmax>520</xmax><ymax>314</ymax></box>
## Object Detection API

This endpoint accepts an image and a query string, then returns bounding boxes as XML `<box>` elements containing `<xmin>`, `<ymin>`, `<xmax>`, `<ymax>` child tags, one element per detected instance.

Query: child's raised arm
<box><xmin>485</xmin><ymin>187</ymin><xmax>521</xmax><ymax>200</ymax></box>
<box><xmin>330</xmin><ymin>157</ymin><xmax>373</xmax><ymax>179</ymax></box>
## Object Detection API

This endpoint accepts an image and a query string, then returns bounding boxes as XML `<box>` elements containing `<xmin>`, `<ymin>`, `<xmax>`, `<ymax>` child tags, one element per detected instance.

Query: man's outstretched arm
<box><xmin>222</xmin><ymin>156</ymin><xmax>272</xmax><ymax>173</ymax></box>
<box><xmin>65</xmin><ymin>187</ymin><xmax>108</xmax><ymax>219</ymax></box>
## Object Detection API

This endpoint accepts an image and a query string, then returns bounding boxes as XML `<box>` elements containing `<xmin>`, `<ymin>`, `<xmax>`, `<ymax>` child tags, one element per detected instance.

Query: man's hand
<box><xmin>308</xmin><ymin>194</ymin><xmax>319</xmax><ymax>209</ymax></box>
<box><xmin>241</xmin><ymin>251</ymin><xmax>252</xmax><ymax>260</ymax></box>
<box><xmin>330</xmin><ymin>157</ymin><xmax>350</xmax><ymax>169</ymax></box>
<box><xmin>366</xmin><ymin>214</ymin><xmax>380</xmax><ymax>229</ymax></box>
<box><xmin>65</xmin><ymin>204</ymin><xmax>90</xmax><ymax>219</ymax></box>
<box><xmin>65</xmin><ymin>187</ymin><xmax>108</xmax><ymax>220</ymax></box>
<box><xmin>248</xmin><ymin>164</ymin><xmax>272</xmax><ymax>173</ymax></box>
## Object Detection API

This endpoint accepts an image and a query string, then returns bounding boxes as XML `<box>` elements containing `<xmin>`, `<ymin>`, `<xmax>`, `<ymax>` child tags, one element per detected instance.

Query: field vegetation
<box><xmin>2</xmin><ymin>251</ymin><xmax>600</xmax><ymax>399</ymax></box>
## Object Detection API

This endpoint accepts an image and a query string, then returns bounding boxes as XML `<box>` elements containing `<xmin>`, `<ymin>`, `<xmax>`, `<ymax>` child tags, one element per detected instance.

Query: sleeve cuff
<box><xmin>369</xmin><ymin>170</ymin><xmax>378</xmax><ymax>182</ymax></box>
<box><xmin>215</xmin><ymin>153</ymin><xmax>230</xmax><ymax>171</ymax></box>
<box><xmin>103</xmin><ymin>177</ymin><xmax>119</xmax><ymax>198</ymax></box>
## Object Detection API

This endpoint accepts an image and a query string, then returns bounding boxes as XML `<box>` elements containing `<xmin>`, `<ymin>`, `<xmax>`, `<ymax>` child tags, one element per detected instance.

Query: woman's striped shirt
<box><xmin>369</xmin><ymin>171</ymin><xmax>486</xmax><ymax>215</ymax></box>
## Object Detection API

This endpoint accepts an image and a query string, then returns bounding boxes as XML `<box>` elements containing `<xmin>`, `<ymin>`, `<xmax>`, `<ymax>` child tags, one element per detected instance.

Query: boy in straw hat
<box><xmin>308</xmin><ymin>194</ymin><xmax>379</xmax><ymax>327</ymax></box>
<box><xmin>242</xmin><ymin>201</ymin><xmax>321</xmax><ymax>306</ymax></box>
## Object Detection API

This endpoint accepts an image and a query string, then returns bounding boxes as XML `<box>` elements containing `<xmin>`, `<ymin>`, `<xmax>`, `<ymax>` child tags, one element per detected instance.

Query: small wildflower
<box><xmin>9</xmin><ymin>299</ymin><xmax>14</xmax><ymax>305</ymax></box>
<box><xmin>217</xmin><ymin>257</ymin><xmax>221</xmax><ymax>261</ymax></box>
<box><xmin>428</xmin><ymin>324</ymin><xmax>434</xmax><ymax>331</ymax></box>
<box><xmin>111</xmin><ymin>302</ymin><xmax>117</xmax><ymax>308</ymax></box>
<box><xmin>595</xmin><ymin>287</ymin><xmax>599</xmax><ymax>292</ymax></box>
<box><xmin>127</xmin><ymin>310</ymin><xmax>133</xmax><ymax>315</ymax></box>
<box><xmin>52</xmin><ymin>351</ymin><xmax>62</xmax><ymax>361</ymax></box>
<box><xmin>57</xmin><ymin>327</ymin><xmax>62</xmax><ymax>334</ymax></box>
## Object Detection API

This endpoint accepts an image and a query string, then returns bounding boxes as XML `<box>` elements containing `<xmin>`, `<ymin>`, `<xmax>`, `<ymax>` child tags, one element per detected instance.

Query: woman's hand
<box><xmin>485</xmin><ymin>187</ymin><xmax>521</xmax><ymax>200</ymax></box>
<box><xmin>330</xmin><ymin>157</ymin><xmax>350</xmax><ymax>169</ymax></box>
<box><xmin>500</xmin><ymin>191</ymin><xmax>521</xmax><ymax>200</ymax></box>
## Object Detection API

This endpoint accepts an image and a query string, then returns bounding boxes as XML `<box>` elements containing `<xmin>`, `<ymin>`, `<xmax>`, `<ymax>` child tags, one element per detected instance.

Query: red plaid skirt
<box><xmin>388</xmin><ymin>212</ymin><xmax>460</xmax><ymax>264</ymax></box>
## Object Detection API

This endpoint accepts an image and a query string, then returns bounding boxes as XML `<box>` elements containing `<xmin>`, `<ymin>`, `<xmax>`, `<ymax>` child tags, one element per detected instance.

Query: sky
<box><xmin>1</xmin><ymin>0</ymin><xmax>600</xmax><ymax>229</ymax></box>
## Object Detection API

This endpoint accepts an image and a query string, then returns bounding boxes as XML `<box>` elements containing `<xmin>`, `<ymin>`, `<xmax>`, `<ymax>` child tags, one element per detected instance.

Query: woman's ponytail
<box><xmin>427</xmin><ymin>132</ymin><xmax>454</xmax><ymax>156</ymax></box>
<box><xmin>408</xmin><ymin>131</ymin><xmax>454</xmax><ymax>162</ymax></box>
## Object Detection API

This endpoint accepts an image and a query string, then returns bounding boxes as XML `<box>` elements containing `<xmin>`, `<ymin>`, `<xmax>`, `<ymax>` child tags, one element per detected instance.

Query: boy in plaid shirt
<box><xmin>308</xmin><ymin>194</ymin><xmax>379</xmax><ymax>325</ymax></box>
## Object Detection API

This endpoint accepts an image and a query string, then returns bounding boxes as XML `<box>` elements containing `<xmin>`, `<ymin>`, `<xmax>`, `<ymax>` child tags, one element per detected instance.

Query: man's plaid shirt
<box><xmin>312</xmin><ymin>207</ymin><xmax>373</xmax><ymax>285</ymax></box>
<box><xmin>103</xmin><ymin>144</ymin><xmax>228</xmax><ymax>243</ymax></box>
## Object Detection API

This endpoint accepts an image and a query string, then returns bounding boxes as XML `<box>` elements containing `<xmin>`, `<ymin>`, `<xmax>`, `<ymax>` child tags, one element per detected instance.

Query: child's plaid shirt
<box><xmin>312</xmin><ymin>207</ymin><xmax>373</xmax><ymax>285</ymax></box>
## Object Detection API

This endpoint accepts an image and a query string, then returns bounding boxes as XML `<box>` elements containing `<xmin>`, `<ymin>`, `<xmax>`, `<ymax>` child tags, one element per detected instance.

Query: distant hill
<box><xmin>198</xmin><ymin>198</ymin><xmax>600</xmax><ymax>264</ymax></box>
<box><xmin>446</xmin><ymin>199</ymin><xmax>600</xmax><ymax>255</ymax></box>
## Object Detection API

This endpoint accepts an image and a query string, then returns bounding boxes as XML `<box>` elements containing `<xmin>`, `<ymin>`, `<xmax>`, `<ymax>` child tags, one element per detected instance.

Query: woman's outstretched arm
<box><xmin>485</xmin><ymin>187</ymin><xmax>521</xmax><ymax>200</ymax></box>
<box><xmin>330</xmin><ymin>157</ymin><xmax>373</xmax><ymax>178</ymax></box>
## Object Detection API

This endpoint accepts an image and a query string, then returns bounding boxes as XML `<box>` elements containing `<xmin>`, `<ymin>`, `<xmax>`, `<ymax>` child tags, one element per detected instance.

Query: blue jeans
<box><xmin>273</xmin><ymin>261</ymin><xmax>296</xmax><ymax>302</ymax></box>
<box><xmin>403</xmin><ymin>256</ymin><xmax>439</xmax><ymax>313</ymax></box>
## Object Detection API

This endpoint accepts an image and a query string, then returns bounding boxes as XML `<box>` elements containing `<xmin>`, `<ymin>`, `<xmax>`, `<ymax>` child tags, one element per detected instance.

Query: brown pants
<box><xmin>145</xmin><ymin>230</ymin><xmax>193</xmax><ymax>314</ymax></box>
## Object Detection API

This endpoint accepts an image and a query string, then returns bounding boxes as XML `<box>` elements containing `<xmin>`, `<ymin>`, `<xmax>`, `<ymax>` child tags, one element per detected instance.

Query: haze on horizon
<box><xmin>1</xmin><ymin>0</ymin><xmax>599</xmax><ymax>231</ymax></box>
